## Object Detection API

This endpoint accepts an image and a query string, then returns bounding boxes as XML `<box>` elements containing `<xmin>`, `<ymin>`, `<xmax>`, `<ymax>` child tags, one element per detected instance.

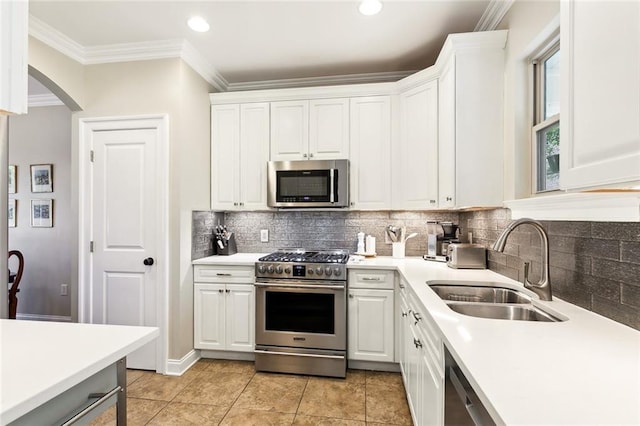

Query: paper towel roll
<box><xmin>365</xmin><ymin>235</ymin><xmax>376</xmax><ymax>254</ymax></box>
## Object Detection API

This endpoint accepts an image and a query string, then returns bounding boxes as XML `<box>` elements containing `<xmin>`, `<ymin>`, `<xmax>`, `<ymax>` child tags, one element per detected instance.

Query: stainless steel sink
<box><xmin>429</xmin><ymin>284</ymin><xmax>531</xmax><ymax>304</ymax></box>
<box><xmin>447</xmin><ymin>303</ymin><xmax>562</xmax><ymax>322</ymax></box>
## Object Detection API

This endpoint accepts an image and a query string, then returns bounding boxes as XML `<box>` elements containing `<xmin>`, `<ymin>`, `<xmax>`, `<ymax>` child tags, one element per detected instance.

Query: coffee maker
<box><xmin>425</xmin><ymin>221</ymin><xmax>459</xmax><ymax>260</ymax></box>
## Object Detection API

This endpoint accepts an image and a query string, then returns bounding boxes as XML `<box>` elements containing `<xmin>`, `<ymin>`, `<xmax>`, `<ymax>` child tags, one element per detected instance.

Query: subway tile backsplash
<box><xmin>192</xmin><ymin>208</ymin><xmax>640</xmax><ymax>330</ymax></box>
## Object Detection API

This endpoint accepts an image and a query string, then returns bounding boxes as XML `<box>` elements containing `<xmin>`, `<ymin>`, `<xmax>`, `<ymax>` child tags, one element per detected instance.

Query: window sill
<box><xmin>504</xmin><ymin>191</ymin><xmax>640</xmax><ymax>222</ymax></box>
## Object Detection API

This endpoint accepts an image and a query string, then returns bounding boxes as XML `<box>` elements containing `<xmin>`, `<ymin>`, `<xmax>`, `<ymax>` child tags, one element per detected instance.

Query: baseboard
<box><xmin>200</xmin><ymin>350</ymin><xmax>255</xmax><ymax>362</ymax></box>
<box><xmin>166</xmin><ymin>350</ymin><xmax>200</xmax><ymax>376</ymax></box>
<box><xmin>348</xmin><ymin>360</ymin><xmax>401</xmax><ymax>372</ymax></box>
<box><xmin>15</xmin><ymin>313</ymin><xmax>72</xmax><ymax>322</ymax></box>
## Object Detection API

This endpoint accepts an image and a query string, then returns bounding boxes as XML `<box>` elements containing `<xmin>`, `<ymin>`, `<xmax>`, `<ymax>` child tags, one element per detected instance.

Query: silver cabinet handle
<box><xmin>61</xmin><ymin>386</ymin><xmax>122</xmax><ymax>426</ymax></box>
<box><xmin>401</xmin><ymin>311</ymin><xmax>407</xmax><ymax>317</ymax></box>
<box><xmin>413</xmin><ymin>312</ymin><xmax>422</xmax><ymax>324</ymax></box>
<box><xmin>413</xmin><ymin>338</ymin><xmax>423</xmax><ymax>349</ymax></box>
<box><xmin>216</xmin><ymin>273</ymin><xmax>232</xmax><ymax>276</ymax></box>
<box><xmin>361</xmin><ymin>277</ymin><xmax>382</xmax><ymax>281</ymax></box>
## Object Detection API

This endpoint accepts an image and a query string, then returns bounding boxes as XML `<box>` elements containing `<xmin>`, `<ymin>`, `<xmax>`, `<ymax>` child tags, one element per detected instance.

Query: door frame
<box><xmin>78</xmin><ymin>114</ymin><xmax>169</xmax><ymax>373</ymax></box>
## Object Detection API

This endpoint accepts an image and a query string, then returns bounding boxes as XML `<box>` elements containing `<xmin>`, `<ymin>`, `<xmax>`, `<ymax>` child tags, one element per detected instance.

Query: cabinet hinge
<box><xmin>90</xmin><ymin>241</ymin><xmax>94</xmax><ymax>253</ymax></box>
<box><xmin>90</xmin><ymin>150</ymin><xmax>94</xmax><ymax>162</ymax></box>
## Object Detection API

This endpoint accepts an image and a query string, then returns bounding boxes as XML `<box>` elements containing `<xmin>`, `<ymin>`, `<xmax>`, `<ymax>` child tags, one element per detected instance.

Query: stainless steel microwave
<box><xmin>267</xmin><ymin>159</ymin><xmax>349</xmax><ymax>208</ymax></box>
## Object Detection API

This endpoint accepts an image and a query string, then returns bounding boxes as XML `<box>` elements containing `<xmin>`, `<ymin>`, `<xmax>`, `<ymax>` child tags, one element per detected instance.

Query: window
<box><xmin>532</xmin><ymin>42</ymin><xmax>560</xmax><ymax>192</ymax></box>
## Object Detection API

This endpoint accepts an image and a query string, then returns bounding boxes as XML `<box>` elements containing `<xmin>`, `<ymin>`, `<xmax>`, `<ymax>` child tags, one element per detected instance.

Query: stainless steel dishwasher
<box><xmin>445</xmin><ymin>347</ymin><xmax>495</xmax><ymax>426</ymax></box>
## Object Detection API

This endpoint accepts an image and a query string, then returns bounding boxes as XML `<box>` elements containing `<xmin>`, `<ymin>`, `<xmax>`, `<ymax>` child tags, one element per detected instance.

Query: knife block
<box><xmin>216</xmin><ymin>233</ymin><xmax>237</xmax><ymax>256</ymax></box>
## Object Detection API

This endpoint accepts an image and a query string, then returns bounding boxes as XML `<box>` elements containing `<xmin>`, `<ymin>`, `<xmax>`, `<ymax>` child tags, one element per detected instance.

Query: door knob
<box><xmin>143</xmin><ymin>257</ymin><xmax>155</xmax><ymax>266</ymax></box>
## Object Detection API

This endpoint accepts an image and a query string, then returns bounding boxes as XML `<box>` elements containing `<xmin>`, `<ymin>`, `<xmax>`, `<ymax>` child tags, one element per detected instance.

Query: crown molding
<box><xmin>28</xmin><ymin>93</ymin><xmax>64</xmax><ymax>107</ymax></box>
<box><xmin>180</xmin><ymin>41</ymin><xmax>229</xmax><ymax>91</ymax></box>
<box><xmin>28</xmin><ymin>14</ymin><xmax>227</xmax><ymax>91</ymax></box>
<box><xmin>29</xmin><ymin>15</ymin><xmax>85</xmax><ymax>63</ymax></box>
<box><xmin>475</xmin><ymin>0</ymin><xmax>514</xmax><ymax>32</ymax></box>
<box><xmin>226</xmin><ymin>70</ymin><xmax>414</xmax><ymax>92</ymax></box>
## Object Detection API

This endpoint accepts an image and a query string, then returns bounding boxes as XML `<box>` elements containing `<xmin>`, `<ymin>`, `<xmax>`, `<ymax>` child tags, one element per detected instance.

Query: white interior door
<box><xmin>88</xmin><ymin>124</ymin><xmax>162</xmax><ymax>371</ymax></box>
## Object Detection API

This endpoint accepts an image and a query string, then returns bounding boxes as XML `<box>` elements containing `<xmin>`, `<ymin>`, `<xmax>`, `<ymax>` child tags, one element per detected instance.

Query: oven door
<box><xmin>255</xmin><ymin>280</ymin><xmax>346</xmax><ymax>351</ymax></box>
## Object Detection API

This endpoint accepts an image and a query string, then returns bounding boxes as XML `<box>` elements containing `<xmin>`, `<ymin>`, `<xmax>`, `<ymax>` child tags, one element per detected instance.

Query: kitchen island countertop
<box><xmin>193</xmin><ymin>253</ymin><xmax>640</xmax><ymax>425</ymax></box>
<box><xmin>1</xmin><ymin>320</ymin><xmax>158</xmax><ymax>425</ymax></box>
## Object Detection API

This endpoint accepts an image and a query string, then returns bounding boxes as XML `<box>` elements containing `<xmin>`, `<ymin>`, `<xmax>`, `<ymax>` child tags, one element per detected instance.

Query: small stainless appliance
<box><xmin>267</xmin><ymin>159</ymin><xmax>349</xmax><ymax>208</ymax></box>
<box><xmin>425</xmin><ymin>221</ymin><xmax>460</xmax><ymax>261</ymax></box>
<box><xmin>447</xmin><ymin>244</ymin><xmax>487</xmax><ymax>269</ymax></box>
<box><xmin>254</xmin><ymin>249</ymin><xmax>349</xmax><ymax>378</ymax></box>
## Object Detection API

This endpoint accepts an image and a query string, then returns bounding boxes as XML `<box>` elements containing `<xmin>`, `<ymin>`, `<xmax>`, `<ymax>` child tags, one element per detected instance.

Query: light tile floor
<box><xmin>90</xmin><ymin>359</ymin><xmax>413</xmax><ymax>425</ymax></box>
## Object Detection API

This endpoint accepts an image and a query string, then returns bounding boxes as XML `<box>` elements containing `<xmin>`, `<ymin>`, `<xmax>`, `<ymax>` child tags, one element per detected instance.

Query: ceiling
<box><xmin>29</xmin><ymin>0</ymin><xmax>497</xmax><ymax>91</ymax></box>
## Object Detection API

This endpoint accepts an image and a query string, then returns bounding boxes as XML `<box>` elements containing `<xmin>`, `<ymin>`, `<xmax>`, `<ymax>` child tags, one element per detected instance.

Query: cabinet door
<box><xmin>270</xmin><ymin>100</ymin><xmax>309</xmax><ymax>161</ymax></box>
<box><xmin>240</xmin><ymin>103</ymin><xmax>270</xmax><ymax>209</ymax></box>
<box><xmin>225</xmin><ymin>284</ymin><xmax>255</xmax><ymax>352</ymax></box>
<box><xmin>0</xmin><ymin>0</ymin><xmax>28</xmax><ymax>114</ymax></box>
<box><xmin>194</xmin><ymin>283</ymin><xmax>226</xmax><ymax>350</ymax></box>
<box><xmin>438</xmin><ymin>59</ymin><xmax>456</xmax><ymax>208</ymax></box>
<box><xmin>397</xmin><ymin>81</ymin><xmax>439</xmax><ymax>209</ymax></box>
<box><xmin>347</xmin><ymin>288</ymin><xmax>394</xmax><ymax>362</ymax></box>
<box><xmin>350</xmin><ymin>96</ymin><xmax>392</xmax><ymax>209</ymax></box>
<box><xmin>211</xmin><ymin>104</ymin><xmax>240</xmax><ymax>210</ymax></box>
<box><xmin>560</xmin><ymin>1</ymin><xmax>640</xmax><ymax>189</ymax></box>
<box><xmin>309</xmin><ymin>98</ymin><xmax>350</xmax><ymax>160</ymax></box>
<box><xmin>406</xmin><ymin>318</ymin><xmax>422</xmax><ymax>423</ymax></box>
<box><xmin>417</xmin><ymin>328</ymin><xmax>444</xmax><ymax>426</ymax></box>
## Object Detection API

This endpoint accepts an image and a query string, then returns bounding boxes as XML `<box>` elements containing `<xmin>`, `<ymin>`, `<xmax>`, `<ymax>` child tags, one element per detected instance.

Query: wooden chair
<box><xmin>8</xmin><ymin>250</ymin><xmax>24</xmax><ymax>319</ymax></box>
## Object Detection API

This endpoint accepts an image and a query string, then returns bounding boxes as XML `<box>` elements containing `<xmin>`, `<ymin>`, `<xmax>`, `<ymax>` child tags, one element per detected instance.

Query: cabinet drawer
<box><xmin>194</xmin><ymin>265</ymin><xmax>255</xmax><ymax>283</ymax></box>
<box><xmin>409</xmin><ymin>293</ymin><xmax>443</xmax><ymax>371</ymax></box>
<box><xmin>348</xmin><ymin>269</ymin><xmax>395</xmax><ymax>289</ymax></box>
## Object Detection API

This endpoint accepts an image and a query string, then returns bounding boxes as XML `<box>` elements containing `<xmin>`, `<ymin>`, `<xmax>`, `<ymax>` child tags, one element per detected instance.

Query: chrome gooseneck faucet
<box><xmin>492</xmin><ymin>218</ymin><xmax>553</xmax><ymax>301</ymax></box>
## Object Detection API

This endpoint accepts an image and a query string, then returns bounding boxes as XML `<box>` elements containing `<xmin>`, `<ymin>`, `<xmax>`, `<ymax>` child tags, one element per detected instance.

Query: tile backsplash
<box><xmin>192</xmin><ymin>208</ymin><xmax>640</xmax><ymax>330</ymax></box>
<box><xmin>223</xmin><ymin>211</ymin><xmax>459</xmax><ymax>256</ymax></box>
<box><xmin>459</xmin><ymin>209</ymin><xmax>640</xmax><ymax>330</ymax></box>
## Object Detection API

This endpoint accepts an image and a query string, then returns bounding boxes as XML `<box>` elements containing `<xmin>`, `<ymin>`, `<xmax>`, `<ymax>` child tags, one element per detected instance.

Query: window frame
<box><xmin>531</xmin><ymin>38</ymin><xmax>560</xmax><ymax>194</ymax></box>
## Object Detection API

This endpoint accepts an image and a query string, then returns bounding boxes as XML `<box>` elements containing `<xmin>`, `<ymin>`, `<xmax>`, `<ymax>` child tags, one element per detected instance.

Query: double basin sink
<box><xmin>428</xmin><ymin>282</ymin><xmax>563</xmax><ymax>322</ymax></box>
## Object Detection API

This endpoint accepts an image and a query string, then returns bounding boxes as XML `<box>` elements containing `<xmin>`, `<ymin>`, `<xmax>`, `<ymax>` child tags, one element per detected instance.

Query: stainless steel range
<box><xmin>254</xmin><ymin>249</ymin><xmax>349</xmax><ymax>378</ymax></box>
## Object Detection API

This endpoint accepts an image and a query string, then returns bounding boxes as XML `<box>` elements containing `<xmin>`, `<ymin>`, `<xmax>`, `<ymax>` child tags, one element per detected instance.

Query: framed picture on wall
<box><xmin>31</xmin><ymin>199</ymin><xmax>53</xmax><ymax>228</ymax></box>
<box><xmin>8</xmin><ymin>165</ymin><xmax>16</xmax><ymax>194</ymax></box>
<box><xmin>8</xmin><ymin>199</ymin><xmax>16</xmax><ymax>228</ymax></box>
<box><xmin>31</xmin><ymin>164</ymin><xmax>53</xmax><ymax>193</ymax></box>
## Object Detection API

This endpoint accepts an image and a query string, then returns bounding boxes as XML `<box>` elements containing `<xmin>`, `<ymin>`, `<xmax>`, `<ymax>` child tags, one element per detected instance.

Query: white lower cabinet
<box><xmin>348</xmin><ymin>288</ymin><xmax>394</xmax><ymax>362</ymax></box>
<box><xmin>399</xmin><ymin>280</ymin><xmax>444</xmax><ymax>425</ymax></box>
<box><xmin>348</xmin><ymin>268</ymin><xmax>395</xmax><ymax>362</ymax></box>
<box><xmin>193</xmin><ymin>265</ymin><xmax>255</xmax><ymax>352</ymax></box>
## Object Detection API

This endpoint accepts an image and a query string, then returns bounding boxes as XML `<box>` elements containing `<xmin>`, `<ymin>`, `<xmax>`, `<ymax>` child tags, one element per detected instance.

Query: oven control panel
<box><xmin>255</xmin><ymin>262</ymin><xmax>346</xmax><ymax>280</ymax></box>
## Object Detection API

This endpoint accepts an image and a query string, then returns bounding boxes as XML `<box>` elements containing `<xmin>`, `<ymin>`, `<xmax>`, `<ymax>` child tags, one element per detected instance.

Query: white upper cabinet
<box><xmin>560</xmin><ymin>1</ymin><xmax>640</xmax><ymax>189</ymax></box>
<box><xmin>270</xmin><ymin>99</ymin><xmax>349</xmax><ymax>161</ymax></box>
<box><xmin>270</xmin><ymin>100</ymin><xmax>309</xmax><ymax>160</ymax></box>
<box><xmin>437</xmin><ymin>31</ymin><xmax>507</xmax><ymax>208</ymax></box>
<box><xmin>395</xmin><ymin>79</ymin><xmax>439</xmax><ymax>209</ymax></box>
<box><xmin>309</xmin><ymin>98</ymin><xmax>350</xmax><ymax>160</ymax></box>
<box><xmin>350</xmin><ymin>96</ymin><xmax>392</xmax><ymax>210</ymax></box>
<box><xmin>211</xmin><ymin>103</ymin><xmax>269</xmax><ymax>210</ymax></box>
<box><xmin>0</xmin><ymin>0</ymin><xmax>28</xmax><ymax>114</ymax></box>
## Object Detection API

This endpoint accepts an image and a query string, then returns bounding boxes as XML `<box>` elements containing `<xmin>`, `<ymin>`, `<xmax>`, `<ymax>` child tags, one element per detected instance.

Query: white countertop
<box><xmin>194</xmin><ymin>253</ymin><xmax>640</xmax><ymax>425</ymax></box>
<box><xmin>0</xmin><ymin>320</ymin><xmax>159</xmax><ymax>425</ymax></box>
<box><xmin>193</xmin><ymin>253</ymin><xmax>268</xmax><ymax>266</ymax></box>
<box><xmin>352</xmin><ymin>256</ymin><xmax>640</xmax><ymax>426</ymax></box>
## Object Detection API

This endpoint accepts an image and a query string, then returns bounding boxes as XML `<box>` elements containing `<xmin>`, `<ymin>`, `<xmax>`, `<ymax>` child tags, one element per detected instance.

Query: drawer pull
<box><xmin>413</xmin><ymin>338</ymin><xmax>423</xmax><ymax>349</ymax></box>
<box><xmin>216</xmin><ymin>273</ymin><xmax>232</xmax><ymax>276</ymax></box>
<box><xmin>61</xmin><ymin>386</ymin><xmax>121</xmax><ymax>426</ymax></box>
<box><xmin>361</xmin><ymin>277</ymin><xmax>382</xmax><ymax>281</ymax></box>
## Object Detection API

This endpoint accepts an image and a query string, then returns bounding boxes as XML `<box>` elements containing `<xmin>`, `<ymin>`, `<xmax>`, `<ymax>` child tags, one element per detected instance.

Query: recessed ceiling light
<box><xmin>188</xmin><ymin>16</ymin><xmax>210</xmax><ymax>33</ymax></box>
<box><xmin>359</xmin><ymin>0</ymin><xmax>382</xmax><ymax>16</ymax></box>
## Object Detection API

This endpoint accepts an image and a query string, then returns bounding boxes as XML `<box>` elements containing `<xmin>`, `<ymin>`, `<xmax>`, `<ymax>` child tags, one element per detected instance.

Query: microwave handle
<box><xmin>330</xmin><ymin>169</ymin><xmax>335</xmax><ymax>203</ymax></box>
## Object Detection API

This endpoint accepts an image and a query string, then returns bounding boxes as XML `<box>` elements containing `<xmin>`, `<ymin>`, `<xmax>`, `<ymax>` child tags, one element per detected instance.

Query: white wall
<box><xmin>8</xmin><ymin>105</ymin><xmax>72</xmax><ymax>318</ymax></box>
<box><xmin>498</xmin><ymin>0</ymin><xmax>560</xmax><ymax>200</ymax></box>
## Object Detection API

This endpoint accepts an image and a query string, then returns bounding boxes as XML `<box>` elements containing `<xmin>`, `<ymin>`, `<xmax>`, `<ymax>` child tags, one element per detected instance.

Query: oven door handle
<box><xmin>254</xmin><ymin>282</ymin><xmax>345</xmax><ymax>291</ymax></box>
<box><xmin>254</xmin><ymin>349</ymin><xmax>345</xmax><ymax>360</ymax></box>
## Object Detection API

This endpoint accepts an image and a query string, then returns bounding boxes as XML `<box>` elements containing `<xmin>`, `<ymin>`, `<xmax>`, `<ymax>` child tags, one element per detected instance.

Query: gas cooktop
<box><xmin>256</xmin><ymin>249</ymin><xmax>350</xmax><ymax>281</ymax></box>
<box><xmin>258</xmin><ymin>249</ymin><xmax>350</xmax><ymax>264</ymax></box>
